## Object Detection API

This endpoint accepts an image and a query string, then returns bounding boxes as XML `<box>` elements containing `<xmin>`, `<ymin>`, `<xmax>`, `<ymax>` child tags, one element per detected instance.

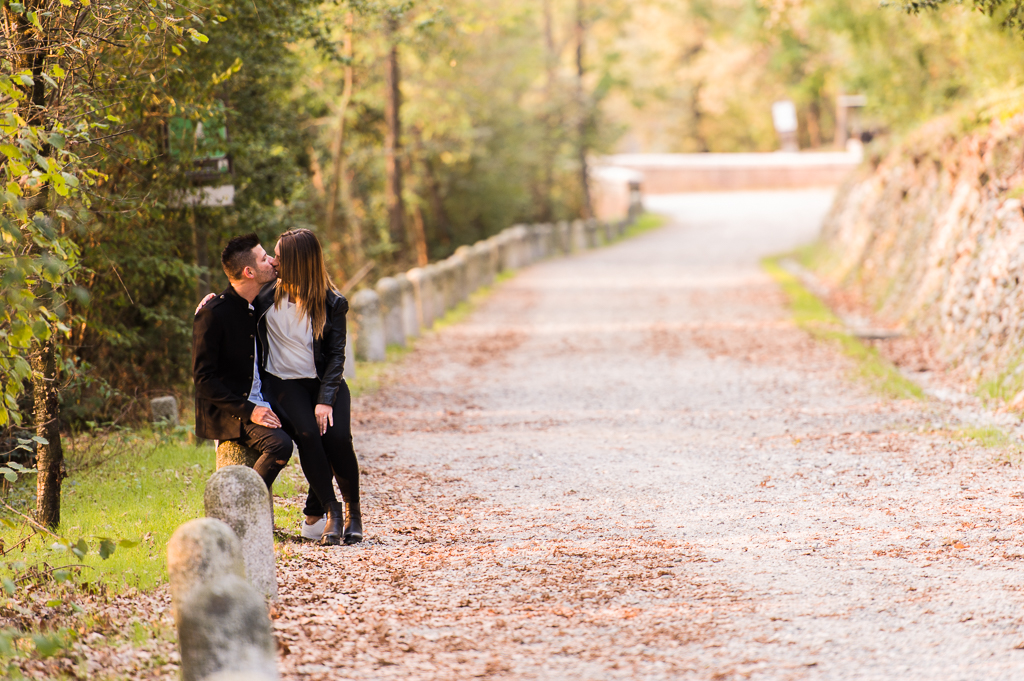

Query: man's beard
<box><xmin>256</xmin><ymin>269</ymin><xmax>278</xmax><ymax>285</ymax></box>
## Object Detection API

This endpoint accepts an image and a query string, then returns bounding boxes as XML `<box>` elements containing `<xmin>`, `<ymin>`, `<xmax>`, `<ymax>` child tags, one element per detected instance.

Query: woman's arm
<box><xmin>317</xmin><ymin>294</ymin><xmax>349</xmax><ymax>406</ymax></box>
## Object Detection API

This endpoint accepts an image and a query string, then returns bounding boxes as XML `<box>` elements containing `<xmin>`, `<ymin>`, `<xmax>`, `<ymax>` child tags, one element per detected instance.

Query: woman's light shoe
<box><xmin>301</xmin><ymin>516</ymin><xmax>326</xmax><ymax>541</ymax></box>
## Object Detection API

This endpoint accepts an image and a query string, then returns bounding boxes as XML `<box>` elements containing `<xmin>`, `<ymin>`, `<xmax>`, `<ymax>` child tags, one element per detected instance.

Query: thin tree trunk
<box><xmin>384</xmin><ymin>16</ymin><xmax>406</xmax><ymax>253</ymax></box>
<box><xmin>33</xmin><ymin>339</ymin><xmax>65</xmax><ymax>529</ymax></box>
<box><xmin>324</xmin><ymin>11</ymin><xmax>355</xmax><ymax>251</ymax></box>
<box><xmin>410</xmin><ymin>201</ymin><xmax>429</xmax><ymax>266</ymax></box>
<box><xmin>574</xmin><ymin>0</ymin><xmax>592</xmax><ymax>219</ymax></box>
<box><xmin>342</xmin><ymin>164</ymin><xmax>363</xmax><ymax>270</ymax></box>
<box><xmin>806</xmin><ymin>101</ymin><xmax>822</xmax><ymax>148</ymax></box>
<box><xmin>539</xmin><ymin>0</ymin><xmax>557</xmax><ymax>222</ymax></box>
<box><xmin>9</xmin><ymin>0</ymin><xmax>66</xmax><ymax>529</ymax></box>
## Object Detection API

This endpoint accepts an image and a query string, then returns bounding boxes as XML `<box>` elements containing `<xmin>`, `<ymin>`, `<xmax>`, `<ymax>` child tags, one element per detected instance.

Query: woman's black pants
<box><xmin>263</xmin><ymin>374</ymin><xmax>359</xmax><ymax>515</ymax></box>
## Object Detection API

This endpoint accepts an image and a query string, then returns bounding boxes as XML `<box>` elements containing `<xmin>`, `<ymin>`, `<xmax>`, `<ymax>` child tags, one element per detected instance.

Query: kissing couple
<box><xmin>192</xmin><ymin>229</ymin><xmax>362</xmax><ymax>546</ymax></box>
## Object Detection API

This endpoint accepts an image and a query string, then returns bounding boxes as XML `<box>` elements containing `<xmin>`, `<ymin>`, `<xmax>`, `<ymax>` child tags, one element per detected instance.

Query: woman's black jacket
<box><xmin>254</xmin><ymin>284</ymin><xmax>349</xmax><ymax>406</ymax></box>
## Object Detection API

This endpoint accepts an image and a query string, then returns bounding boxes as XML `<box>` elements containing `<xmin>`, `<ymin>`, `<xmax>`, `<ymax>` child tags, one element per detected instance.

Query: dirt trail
<box><xmin>274</xmin><ymin>190</ymin><xmax>1024</xmax><ymax>680</ymax></box>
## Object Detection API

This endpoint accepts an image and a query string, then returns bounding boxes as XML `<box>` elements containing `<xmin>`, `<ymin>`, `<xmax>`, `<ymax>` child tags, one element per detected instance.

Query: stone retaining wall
<box><xmin>816</xmin><ymin>110</ymin><xmax>1024</xmax><ymax>394</ymax></box>
<box><xmin>349</xmin><ymin>211</ymin><xmax>641</xmax><ymax>364</ymax></box>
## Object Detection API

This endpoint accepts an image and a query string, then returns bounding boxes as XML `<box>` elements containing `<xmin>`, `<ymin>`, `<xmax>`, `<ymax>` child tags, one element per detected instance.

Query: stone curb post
<box><xmin>151</xmin><ymin>396</ymin><xmax>178</xmax><ymax>425</ymax></box>
<box><xmin>556</xmin><ymin>221</ymin><xmax>571</xmax><ymax>255</ymax></box>
<box><xmin>215</xmin><ymin>441</ymin><xmax>260</xmax><ymax>470</ymax></box>
<box><xmin>602</xmin><ymin>219</ymin><xmax>615</xmax><ymax>244</ymax></box>
<box><xmin>204</xmin><ymin>672</ymin><xmax>277</xmax><ymax>681</ymax></box>
<box><xmin>430</xmin><ymin>262</ymin><xmax>449</xmax><ymax>316</ymax></box>
<box><xmin>168</xmin><ymin>518</ymin><xmax>245</xmax><ymax>620</ymax></box>
<box><xmin>585</xmin><ymin>218</ymin><xmax>600</xmax><ymax>248</ymax></box>
<box><xmin>451</xmin><ymin>248</ymin><xmax>469</xmax><ymax>305</ymax></box>
<box><xmin>375</xmin><ymin>276</ymin><xmax>406</xmax><ymax>348</ymax></box>
<box><xmin>495</xmin><ymin>228</ymin><xmax>512</xmax><ymax>270</ymax></box>
<box><xmin>204</xmin><ymin>466</ymin><xmax>277</xmax><ymax>601</ymax></box>
<box><xmin>350</xmin><ymin>288</ymin><xmax>386</xmax><ymax>362</ymax></box>
<box><xmin>571</xmin><ymin>219</ymin><xmax>587</xmax><ymax>252</ymax></box>
<box><xmin>396</xmin><ymin>273</ymin><xmax>419</xmax><ymax>340</ymax></box>
<box><xmin>406</xmin><ymin>267</ymin><xmax>433</xmax><ymax>331</ymax></box>
<box><xmin>344</xmin><ymin>337</ymin><xmax>356</xmax><ymax>380</ymax></box>
<box><xmin>176</xmin><ymin>574</ymin><xmax>279</xmax><ymax>681</ymax></box>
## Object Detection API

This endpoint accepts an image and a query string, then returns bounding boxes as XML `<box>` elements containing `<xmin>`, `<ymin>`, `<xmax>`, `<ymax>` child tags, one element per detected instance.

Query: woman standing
<box><xmin>256</xmin><ymin>229</ymin><xmax>362</xmax><ymax>546</ymax></box>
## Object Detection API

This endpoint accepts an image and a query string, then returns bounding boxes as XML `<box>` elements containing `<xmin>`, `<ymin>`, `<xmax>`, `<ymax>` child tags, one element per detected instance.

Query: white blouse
<box><xmin>265</xmin><ymin>298</ymin><xmax>318</xmax><ymax>380</ymax></box>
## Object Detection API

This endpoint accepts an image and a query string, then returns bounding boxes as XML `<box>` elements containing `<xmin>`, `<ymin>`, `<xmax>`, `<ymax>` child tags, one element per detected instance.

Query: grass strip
<box><xmin>762</xmin><ymin>256</ymin><xmax>923</xmax><ymax>401</ymax></box>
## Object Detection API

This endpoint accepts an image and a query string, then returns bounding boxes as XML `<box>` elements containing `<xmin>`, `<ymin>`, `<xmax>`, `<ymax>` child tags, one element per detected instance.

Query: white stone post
<box><xmin>350</xmin><ymin>288</ymin><xmax>386</xmax><ymax>362</ymax></box>
<box><xmin>375</xmin><ymin>276</ymin><xmax>406</xmax><ymax>348</ymax></box>
<box><xmin>167</xmin><ymin>518</ymin><xmax>278</xmax><ymax>681</ymax></box>
<box><xmin>204</xmin><ymin>466</ymin><xmax>277</xmax><ymax>601</ymax></box>
<box><xmin>150</xmin><ymin>396</ymin><xmax>178</xmax><ymax>425</ymax></box>
<box><xmin>396</xmin><ymin>273</ymin><xmax>419</xmax><ymax>340</ymax></box>
<box><xmin>556</xmin><ymin>220</ymin><xmax>571</xmax><ymax>255</ymax></box>
<box><xmin>406</xmin><ymin>267</ymin><xmax>433</xmax><ymax>330</ymax></box>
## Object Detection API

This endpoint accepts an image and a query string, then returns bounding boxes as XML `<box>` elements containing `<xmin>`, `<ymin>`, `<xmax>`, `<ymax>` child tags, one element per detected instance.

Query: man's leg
<box><xmin>238</xmin><ymin>423</ymin><xmax>293</xmax><ymax>489</ymax></box>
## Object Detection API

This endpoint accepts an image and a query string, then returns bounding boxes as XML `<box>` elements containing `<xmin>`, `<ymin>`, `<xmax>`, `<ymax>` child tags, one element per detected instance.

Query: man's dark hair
<box><xmin>221</xmin><ymin>233</ymin><xmax>261</xmax><ymax>281</ymax></box>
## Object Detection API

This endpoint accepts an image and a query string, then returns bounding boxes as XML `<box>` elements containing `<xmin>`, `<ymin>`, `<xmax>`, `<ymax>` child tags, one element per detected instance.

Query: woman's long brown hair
<box><xmin>274</xmin><ymin>229</ymin><xmax>337</xmax><ymax>339</ymax></box>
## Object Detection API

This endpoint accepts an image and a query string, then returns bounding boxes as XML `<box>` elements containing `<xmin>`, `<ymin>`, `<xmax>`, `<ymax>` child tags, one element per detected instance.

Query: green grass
<box><xmin>619</xmin><ymin>213</ymin><xmax>665</xmax><ymax>240</ymax></box>
<box><xmin>0</xmin><ymin>431</ymin><xmax>214</xmax><ymax>592</ymax></box>
<box><xmin>955</xmin><ymin>425</ymin><xmax>1015</xmax><ymax>449</ymax></box>
<box><xmin>763</xmin><ymin>256</ymin><xmax>924</xmax><ymax>401</ymax></box>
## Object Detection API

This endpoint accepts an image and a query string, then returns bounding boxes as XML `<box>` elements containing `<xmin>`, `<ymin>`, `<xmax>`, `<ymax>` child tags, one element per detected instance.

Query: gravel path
<box><xmin>274</xmin><ymin>190</ymin><xmax>1024</xmax><ymax>680</ymax></box>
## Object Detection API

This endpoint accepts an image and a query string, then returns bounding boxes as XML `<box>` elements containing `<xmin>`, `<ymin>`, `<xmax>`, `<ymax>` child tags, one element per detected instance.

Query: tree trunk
<box><xmin>574</xmin><ymin>0</ymin><xmax>593</xmax><ymax>220</ymax></box>
<box><xmin>539</xmin><ymin>0</ymin><xmax>557</xmax><ymax>222</ymax></box>
<box><xmin>384</xmin><ymin>16</ymin><xmax>406</xmax><ymax>253</ymax></box>
<box><xmin>33</xmin><ymin>339</ymin><xmax>65</xmax><ymax>529</ymax></box>
<box><xmin>8</xmin><ymin>0</ymin><xmax>66</xmax><ymax>530</ymax></box>
<box><xmin>325</xmin><ymin>11</ymin><xmax>355</xmax><ymax>272</ymax></box>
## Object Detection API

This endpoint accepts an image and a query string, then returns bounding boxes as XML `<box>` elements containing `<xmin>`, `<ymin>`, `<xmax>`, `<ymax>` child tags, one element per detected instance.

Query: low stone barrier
<box><xmin>167</xmin><ymin>518</ymin><xmax>278</xmax><ymax>681</ymax></box>
<box><xmin>343</xmin><ymin>210</ymin><xmax>641</xmax><ymax>372</ymax></box>
<box><xmin>375</xmin><ymin>276</ymin><xmax>405</xmax><ymax>348</ymax></box>
<box><xmin>204</xmin><ymin>466</ymin><xmax>278</xmax><ymax>601</ymax></box>
<box><xmin>350</xmin><ymin>288</ymin><xmax>386</xmax><ymax>362</ymax></box>
<box><xmin>397</xmin><ymin>273</ymin><xmax>418</xmax><ymax>341</ymax></box>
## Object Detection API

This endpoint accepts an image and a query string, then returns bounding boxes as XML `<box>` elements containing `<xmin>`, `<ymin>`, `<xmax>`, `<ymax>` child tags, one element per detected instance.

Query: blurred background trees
<box><xmin>4</xmin><ymin>0</ymin><xmax>1024</xmax><ymax>433</ymax></box>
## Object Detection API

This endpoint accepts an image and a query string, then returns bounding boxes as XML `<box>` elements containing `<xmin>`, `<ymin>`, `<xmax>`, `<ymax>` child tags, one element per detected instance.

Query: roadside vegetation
<box><xmin>763</xmin><ymin>256</ymin><xmax>924</xmax><ymax>401</ymax></box>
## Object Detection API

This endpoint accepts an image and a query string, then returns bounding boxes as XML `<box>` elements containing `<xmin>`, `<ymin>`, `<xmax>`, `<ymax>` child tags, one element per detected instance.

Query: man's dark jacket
<box><xmin>254</xmin><ymin>287</ymin><xmax>349</xmax><ymax>406</ymax></box>
<box><xmin>192</xmin><ymin>285</ymin><xmax>262</xmax><ymax>440</ymax></box>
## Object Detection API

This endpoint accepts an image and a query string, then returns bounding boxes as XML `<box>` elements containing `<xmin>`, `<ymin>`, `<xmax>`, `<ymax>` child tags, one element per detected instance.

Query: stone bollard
<box><xmin>513</xmin><ymin>224</ymin><xmax>531</xmax><ymax>267</ymax></box>
<box><xmin>375</xmin><ymin>276</ymin><xmax>406</xmax><ymax>348</ymax></box>
<box><xmin>204</xmin><ymin>673</ymin><xmax>277</xmax><ymax>681</ymax></box>
<box><xmin>528</xmin><ymin>224</ymin><xmax>544</xmax><ymax>261</ymax></box>
<box><xmin>396</xmin><ymin>273</ymin><xmax>419</xmax><ymax>340</ymax></box>
<box><xmin>602</xmin><ymin>219</ymin><xmax>615</xmax><ymax>243</ymax></box>
<box><xmin>556</xmin><ymin>221</ymin><xmax>571</xmax><ymax>255</ymax></box>
<box><xmin>428</xmin><ymin>262</ymin><xmax>448</xmax><ymax>317</ymax></box>
<box><xmin>176</xmin><ymin>573</ymin><xmax>279</xmax><ymax>681</ymax></box>
<box><xmin>215</xmin><ymin>441</ymin><xmax>260</xmax><ymax>469</ymax></box>
<box><xmin>571</xmin><ymin>219</ymin><xmax>587</xmax><ymax>252</ymax></box>
<box><xmin>406</xmin><ymin>267</ymin><xmax>433</xmax><ymax>330</ymax></box>
<box><xmin>204</xmin><ymin>466</ymin><xmax>277</xmax><ymax>601</ymax></box>
<box><xmin>585</xmin><ymin>218</ymin><xmax>600</xmax><ymax>248</ymax></box>
<box><xmin>350</xmin><ymin>288</ymin><xmax>386</xmax><ymax>362</ymax></box>
<box><xmin>450</xmin><ymin>249</ymin><xmax>469</xmax><ymax>305</ymax></box>
<box><xmin>344</xmin><ymin>337</ymin><xmax>356</xmax><ymax>380</ymax></box>
<box><xmin>168</xmin><ymin>518</ymin><xmax>246</xmax><ymax>620</ymax></box>
<box><xmin>151</xmin><ymin>396</ymin><xmax>178</xmax><ymax>425</ymax></box>
<box><xmin>498</xmin><ymin>229</ymin><xmax>517</xmax><ymax>272</ymax></box>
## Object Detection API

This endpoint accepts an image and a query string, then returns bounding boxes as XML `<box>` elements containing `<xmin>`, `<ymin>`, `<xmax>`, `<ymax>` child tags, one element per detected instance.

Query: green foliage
<box><xmin>0</xmin><ymin>433</ymin><xmax>211</xmax><ymax>590</ymax></box>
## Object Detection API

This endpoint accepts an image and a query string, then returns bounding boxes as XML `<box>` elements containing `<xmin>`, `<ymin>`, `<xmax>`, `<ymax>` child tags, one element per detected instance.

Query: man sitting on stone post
<box><xmin>193</xmin><ymin>233</ymin><xmax>293</xmax><ymax>491</ymax></box>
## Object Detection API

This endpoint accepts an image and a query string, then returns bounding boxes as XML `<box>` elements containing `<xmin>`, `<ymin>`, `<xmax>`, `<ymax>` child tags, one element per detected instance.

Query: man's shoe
<box><xmin>320</xmin><ymin>501</ymin><xmax>344</xmax><ymax>546</ymax></box>
<box><xmin>301</xmin><ymin>516</ymin><xmax>325</xmax><ymax>541</ymax></box>
<box><xmin>344</xmin><ymin>501</ymin><xmax>363</xmax><ymax>544</ymax></box>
